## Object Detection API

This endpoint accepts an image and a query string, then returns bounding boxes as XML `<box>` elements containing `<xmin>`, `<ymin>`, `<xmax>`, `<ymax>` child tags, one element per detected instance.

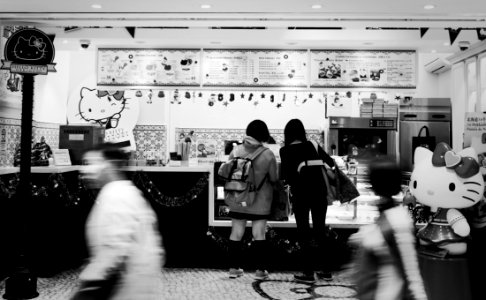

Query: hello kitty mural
<box><xmin>78</xmin><ymin>88</ymin><xmax>127</xmax><ymax>129</ymax></box>
<box><xmin>67</xmin><ymin>77</ymin><xmax>140</xmax><ymax>150</ymax></box>
<box><xmin>409</xmin><ymin>142</ymin><xmax>484</xmax><ymax>255</ymax></box>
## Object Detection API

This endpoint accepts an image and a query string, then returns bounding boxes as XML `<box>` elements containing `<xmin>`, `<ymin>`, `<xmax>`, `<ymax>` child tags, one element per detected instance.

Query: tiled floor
<box><xmin>0</xmin><ymin>267</ymin><xmax>357</xmax><ymax>300</ymax></box>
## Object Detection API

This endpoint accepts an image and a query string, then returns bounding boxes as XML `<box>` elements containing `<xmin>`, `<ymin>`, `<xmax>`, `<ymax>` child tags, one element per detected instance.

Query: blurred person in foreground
<box><xmin>349</xmin><ymin>157</ymin><xmax>427</xmax><ymax>300</ymax></box>
<box><xmin>71</xmin><ymin>143</ymin><xmax>164</xmax><ymax>300</ymax></box>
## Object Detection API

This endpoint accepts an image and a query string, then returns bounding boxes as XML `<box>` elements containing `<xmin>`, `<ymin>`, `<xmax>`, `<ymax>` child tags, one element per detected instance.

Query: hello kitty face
<box><xmin>14</xmin><ymin>36</ymin><xmax>46</xmax><ymax>61</ymax></box>
<box><xmin>78</xmin><ymin>87</ymin><xmax>126</xmax><ymax>126</ymax></box>
<box><xmin>410</xmin><ymin>142</ymin><xmax>484</xmax><ymax>210</ymax></box>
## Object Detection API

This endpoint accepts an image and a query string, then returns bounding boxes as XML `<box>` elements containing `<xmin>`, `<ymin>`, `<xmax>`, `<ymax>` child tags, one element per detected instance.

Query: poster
<box><xmin>464</xmin><ymin>113</ymin><xmax>486</xmax><ymax>175</ymax></box>
<box><xmin>310</xmin><ymin>50</ymin><xmax>416</xmax><ymax>88</ymax></box>
<box><xmin>196</xmin><ymin>139</ymin><xmax>218</xmax><ymax>164</ymax></box>
<box><xmin>202</xmin><ymin>49</ymin><xmax>308</xmax><ymax>87</ymax></box>
<box><xmin>97</xmin><ymin>48</ymin><xmax>201</xmax><ymax>86</ymax></box>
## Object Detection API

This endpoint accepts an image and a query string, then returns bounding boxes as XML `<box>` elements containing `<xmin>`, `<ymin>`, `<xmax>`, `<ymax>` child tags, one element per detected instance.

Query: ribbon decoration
<box><xmin>97</xmin><ymin>90</ymin><xmax>125</xmax><ymax>100</ymax></box>
<box><xmin>431</xmin><ymin>142</ymin><xmax>480</xmax><ymax>178</ymax></box>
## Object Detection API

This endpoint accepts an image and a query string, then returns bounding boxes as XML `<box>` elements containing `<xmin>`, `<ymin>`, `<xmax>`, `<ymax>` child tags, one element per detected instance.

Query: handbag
<box><xmin>269</xmin><ymin>180</ymin><xmax>291</xmax><ymax>221</ymax></box>
<box><xmin>308</xmin><ymin>141</ymin><xmax>338</xmax><ymax>205</ymax></box>
<box><xmin>333</xmin><ymin>166</ymin><xmax>360</xmax><ymax>204</ymax></box>
<box><xmin>412</xmin><ymin>126</ymin><xmax>436</xmax><ymax>164</ymax></box>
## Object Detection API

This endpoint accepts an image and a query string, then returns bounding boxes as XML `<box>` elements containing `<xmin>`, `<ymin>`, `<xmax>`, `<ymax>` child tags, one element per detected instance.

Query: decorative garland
<box><xmin>206</xmin><ymin>225</ymin><xmax>301</xmax><ymax>254</ymax></box>
<box><xmin>0</xmin><ymin>173</ymin><xmax>92</xmax><ymax>208</ymax></box>
<box><xmin>132</xmin><ymin>171</ymin><xmax>208</xmax><ymax>207</ymax></box>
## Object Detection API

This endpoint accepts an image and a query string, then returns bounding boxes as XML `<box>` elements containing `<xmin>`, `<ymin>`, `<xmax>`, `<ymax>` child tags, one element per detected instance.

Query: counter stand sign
<box><xmin>1</xmin><ymin>28</ymin><xmax>57</xmax><ymax>300</ymax></box>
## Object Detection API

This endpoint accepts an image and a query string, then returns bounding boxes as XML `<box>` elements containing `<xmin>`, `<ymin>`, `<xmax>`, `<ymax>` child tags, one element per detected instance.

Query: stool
<box><xmin>418</xmin><ymin>254</ymin><xmax>471</xmax><ymax>300</ymax></box>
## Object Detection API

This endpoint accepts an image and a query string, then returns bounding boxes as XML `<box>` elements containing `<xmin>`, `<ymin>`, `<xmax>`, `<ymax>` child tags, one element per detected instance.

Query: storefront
<box><xmin>1</xmin><ymin>2</ymin><xmax>486</xmax><ymax>299</ymax></box>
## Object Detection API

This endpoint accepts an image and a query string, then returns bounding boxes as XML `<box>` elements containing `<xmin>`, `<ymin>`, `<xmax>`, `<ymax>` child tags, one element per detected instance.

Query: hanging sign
<box><xmin>1</xmin><ymin>28</ymin><xmax>56</xmax><ymax>75</ymax></box>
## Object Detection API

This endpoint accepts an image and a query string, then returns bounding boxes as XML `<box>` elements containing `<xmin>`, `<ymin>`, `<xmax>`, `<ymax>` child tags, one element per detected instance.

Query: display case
<box><xmin>210</xmin><ymin>162</ymin><xmax>386</xmax><ymax>228</ymax></box>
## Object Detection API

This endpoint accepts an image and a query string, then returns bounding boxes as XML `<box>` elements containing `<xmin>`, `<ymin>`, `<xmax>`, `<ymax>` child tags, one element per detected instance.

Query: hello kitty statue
<box><xmin>410</xmin><ymin>142</ymin><xmax>484</xmax><ymax>255</ymax></box>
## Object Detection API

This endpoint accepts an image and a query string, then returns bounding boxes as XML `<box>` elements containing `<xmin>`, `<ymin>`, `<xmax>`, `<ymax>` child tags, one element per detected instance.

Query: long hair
<box><xmin>284</xmin><ymin>119</ymin><xmax>307</xmax><ymax>146</ymax></box>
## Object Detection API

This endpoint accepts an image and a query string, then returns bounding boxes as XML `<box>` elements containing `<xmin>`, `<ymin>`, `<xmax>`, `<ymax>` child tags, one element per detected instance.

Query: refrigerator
<box><xmin>399</xmin><ymin>98</ymin><xmax>452</xmax><ymax>173</ymax></box>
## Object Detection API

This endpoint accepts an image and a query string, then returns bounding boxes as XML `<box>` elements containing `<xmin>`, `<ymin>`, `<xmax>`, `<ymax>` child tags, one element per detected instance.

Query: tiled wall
<box><xmin>0</xmin><ymin>118</ymin><xmax>168</xmax><ymax>166</ymax></box>
<box><xmin>133</xmin><ymin>125</ymin><xmax>168</xmax><ymax>162</ymax></box>
<box><xmin>175</xmin><ymin>127</ymin><xmax>324</xmax><ymax>154</ymax></box>
<box><xmin>0</xmin><ymin>118</ymin><xmax>60</xmax><ymax>167</ymax></box>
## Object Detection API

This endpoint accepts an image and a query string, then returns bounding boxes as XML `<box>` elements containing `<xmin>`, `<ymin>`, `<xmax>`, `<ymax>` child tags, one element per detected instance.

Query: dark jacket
<box><xmin>228</xmin><ymin>136</ymin><xmax>278</xmax><ymax>215</ymax></box>
<box><xmin>280</xmin><ymin>140</ymin><xmax>335</xmax><ymax>201</ymax></box>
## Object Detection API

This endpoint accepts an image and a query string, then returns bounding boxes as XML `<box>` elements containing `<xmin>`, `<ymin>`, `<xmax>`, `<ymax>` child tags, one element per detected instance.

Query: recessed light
<box><xmin>201</xmin><ymin>4</ymin><xmax>211</xmax><ymax>9</ymax></box>
<box><xmin>91</xmin><ymin>4</ymin><xmax>102</xmax><ymax>9</ymax></box>
<box><xmin>431</xmin><ymin>49</ymin><xmax>437</xmax><ymax>53</ymax></box>
<box><xmin>287</xmin><ymin>42</ymin><xmax>298</xmax><ymax>45</ymax></box>
<box><xmin>62</xmin><ymin>39</ymin><xmax>68</xmax><ymax>44</ymax></box>
<box><xmin>311</xmin><ymin>4</ymin><xmax>322</xmax><ymax>9</ymax></box>
<box><xmin>424</xmin><ymin>4</ymin><xmax>435</xmax><ymax>10</ymax></box>
<box><xmin>210</xmin><ymin>41</ymin><xmax>221</xmax><ymax>45</ymax></box>
<box><xmin>363</xmin><ymin>42</ymin><xmax>374</xmax><ymax>45</ymax></box>
<box><xmin>443</xmin><ymin>42</ymin><xmax>450</xmax><ymax>46</ymax></box>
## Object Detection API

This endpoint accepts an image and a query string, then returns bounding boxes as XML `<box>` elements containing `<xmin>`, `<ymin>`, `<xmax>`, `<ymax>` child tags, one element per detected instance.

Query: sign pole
<box><xmin>1</xmin><ymin>27</ymin><xmax>56</xmax><ymax>300</ymax></box>
<box><xmin>3</xmin><ymin>74</ymin><xmax>39</xmax><ymax>300</ymax></box>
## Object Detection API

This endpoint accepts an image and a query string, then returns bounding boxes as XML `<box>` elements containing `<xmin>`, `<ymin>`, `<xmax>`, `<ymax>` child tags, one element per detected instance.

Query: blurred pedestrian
<box><xmin>226</xmin><ymin>120</ymin><xmax>278</xmax><ymax>280</ymax></box>
<box><xmin>350</xmin><ymin>156</ymin><xmax>427</xmax><ymax>300</ymax></box>
<box><xmin>280</xmin><ymin>118</ymin><xmax>335</xmax><ymax>283</ymax></box>
<box><xmin>72</xmin><ymin>143</ymin><xmax>164</xmax><ymax>300</ymax></box>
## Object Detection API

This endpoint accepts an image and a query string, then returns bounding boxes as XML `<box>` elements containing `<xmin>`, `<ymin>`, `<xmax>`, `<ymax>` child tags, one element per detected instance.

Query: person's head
<box><xmin>246</xmin><ymin>119</ymin><xmax>270</xmax><ymax>143</ymax></box>
<box><xmin>369</xmin><ymin>156</ymin><xmax>402</xmax><ymax>209</ymax></box>
<box><xmin>284</xmin><ymin>119</ymin><xmax>307</xmax><ymax>146</ymax></box>
<box><xmin>80</xmin><ymin>143</ymin><xmax>128</xmax><ymax>189</ymax></box>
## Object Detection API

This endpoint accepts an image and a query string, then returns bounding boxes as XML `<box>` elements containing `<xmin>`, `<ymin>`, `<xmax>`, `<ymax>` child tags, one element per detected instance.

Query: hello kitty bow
<box><xmin>431</xmin><ymin>142</ymin><xmax>480</xmax><ymax>178</ymax></box>
<box><xmin>97</xmin><ymin>90</ymin><xmax>124</xmax><ymax>100</ymax></box>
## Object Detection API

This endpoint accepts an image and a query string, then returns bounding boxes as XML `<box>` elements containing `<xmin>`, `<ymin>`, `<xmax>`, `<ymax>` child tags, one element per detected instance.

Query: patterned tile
<box><xmin>133</xmin><ymin>125</ymin><xmax>168</xmax><ymax>162</ymax></box>
<box><xmin>0</xmin><ymin>268</ymin><xmax>357</xmax><ymax>300</ymax></box>
<box><xmin>175</xmin><ymin>127</ymin><xmax>324</xmax><ymax>155</ymax></box>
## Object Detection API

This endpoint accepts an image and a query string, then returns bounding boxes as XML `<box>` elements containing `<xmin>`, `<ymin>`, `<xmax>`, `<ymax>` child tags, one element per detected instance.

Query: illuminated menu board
<box><xmin>310</xmin><ymin>50</ymin><xmax>416</xmax><ymax>88</ymax></box>
<box><xmin>202</xmin><ymin>49</ymin><xmax>308</xmax><ymax>87</ymax></box>
<box><xmin>97</xmin><ymin>48</ymin><xmax>201</xmax><ymax>86</ymax></box>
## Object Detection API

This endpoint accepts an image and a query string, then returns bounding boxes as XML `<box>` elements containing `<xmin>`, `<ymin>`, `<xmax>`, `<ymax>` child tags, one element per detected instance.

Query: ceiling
<box><xmin>0</xmin><ymin>0</ymin><xmax>485</xmax><ymax>53</ymax></box>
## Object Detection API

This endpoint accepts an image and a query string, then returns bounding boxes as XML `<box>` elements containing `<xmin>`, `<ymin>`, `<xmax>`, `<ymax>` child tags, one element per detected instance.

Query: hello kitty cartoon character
<box><xmin>409</xmin><ymin>142</ymin><xmax>484</xmax><ymax>255</ymax></box>
<box><xmin>78</xmin><ymin>87</ymin><xmax>126</xmax><ymax>129</ymax></box>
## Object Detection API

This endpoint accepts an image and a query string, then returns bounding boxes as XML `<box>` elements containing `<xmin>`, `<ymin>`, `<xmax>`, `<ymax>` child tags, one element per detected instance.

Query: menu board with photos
<box><xmin>97</xmin><ymin>48</ymin><xmax>201</xmax><ymax>86</ymax></box>
<box><xmin>202</xmin><ymin>49</ymin><xmax>308</xmax><ymax>87</ymax></box>
<box><xmin>310</xmin><ymin>50</ymin><xmax>416</xmax><ymax>88</ymax></box>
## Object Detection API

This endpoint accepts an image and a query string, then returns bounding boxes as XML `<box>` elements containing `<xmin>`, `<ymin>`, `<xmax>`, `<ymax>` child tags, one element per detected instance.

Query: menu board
<box><xmin>310</xmin><ymin>50</ymin><xmax>416</xmax><ymax>88</ymax></box>
<box><xmin>202</xmin><ymin>49</ymin><xmax>308</xmax><ymax>87</ymax></box>
<box><xmin>97</xmin><ymin>48</ymin><xmax>201</xmax><ymax>86</ymax></box>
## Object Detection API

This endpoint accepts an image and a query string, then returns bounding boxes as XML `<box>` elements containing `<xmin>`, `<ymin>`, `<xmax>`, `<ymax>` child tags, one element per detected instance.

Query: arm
<box><xmin>279</xmin><ymin>147</ymin><xmax>289</xmax><ymax>182</ymax></box>
<box><xmin>267</xmin><ymin>151</ymin><xmax>278</xmax><ymax>184</ymax></box>
<box><xmin>447</xmin><ymin>208</ymin><xmax>470</xmax><ymax>237</ymax></box>
<box><xmin>318</xmin><ymin>145</ymin><xmax>335</xmax><ymax>168</ymax></box>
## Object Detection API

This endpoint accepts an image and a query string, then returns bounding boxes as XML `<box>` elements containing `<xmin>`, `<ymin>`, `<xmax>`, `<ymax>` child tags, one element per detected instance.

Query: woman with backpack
<box><xmin>280</xmin><ymin>118</ymin><xmax>336</xmax><ymax>283</ymax></box>
<box><xmin>226</xmin><ymin>119</ymin><xmax>278</xmax><ymax>280</ymax></box>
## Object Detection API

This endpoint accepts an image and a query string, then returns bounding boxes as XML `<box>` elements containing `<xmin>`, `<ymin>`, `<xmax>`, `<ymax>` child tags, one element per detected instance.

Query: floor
<box><xmin>0</xmin><ymin>267</ymin><xmax>357</xmax><ymax>300</ymax></box>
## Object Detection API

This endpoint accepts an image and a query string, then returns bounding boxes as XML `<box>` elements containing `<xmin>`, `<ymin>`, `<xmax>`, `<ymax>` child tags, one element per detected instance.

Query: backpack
<box><xmin>218</xmin><ymin>146</ymin><xmax>268</xmax><ymax>207</ymax></box>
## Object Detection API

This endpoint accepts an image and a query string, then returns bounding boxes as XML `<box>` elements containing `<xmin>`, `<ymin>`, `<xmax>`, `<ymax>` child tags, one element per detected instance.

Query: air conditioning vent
<box><xmin>424</xmin><ymin>57</ymin><xmax>451</xmax><ymax>74</ymax></box>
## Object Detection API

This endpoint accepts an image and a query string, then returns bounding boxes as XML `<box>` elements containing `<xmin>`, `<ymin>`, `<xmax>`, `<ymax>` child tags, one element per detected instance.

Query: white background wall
<box><xmin>0</xmin><ymin>48</ymin><xmax>455</xmax><ymax>152</ymax></box>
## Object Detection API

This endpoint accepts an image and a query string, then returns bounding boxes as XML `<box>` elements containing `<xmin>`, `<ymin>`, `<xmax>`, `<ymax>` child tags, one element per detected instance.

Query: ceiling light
<box><xmin>62</xmin><ymin>40</ymin><xmax>68</xmax><ymax>44</ymax></box>
<box><xmin>311</xmin><ymin>4</ymin><xmax>322</xmax><ymax>9</ymax></box>
<box><xmin>210</xmin><ymin>41</ymin><xmax>221</xmax><ymax>45</ymax></box>
<box><xmin>287</xmin><ymin>42</ymin><xmax>298</xmax><ymax>45</ymax></box>
<box><xmin>363</xmin><ymin>42</ymin><xmax>374</xmax><ymax>45</ymax></box>
<box><xmin>431</xmin><ymin>49</ymin><xmax>437</xmax><ymax>53</ymax></box>
<box><xmin>91</xmin><ymin>4</ymin><xmax>102</xmax><ymax>9</ymax></box>
<box><xmin>424</xmin><ymin>4</ymin><xmax>435</xmax><ymax>10</ymax></box>
<box><xmin>201</xmin><ymin>4</ymin><xmax>211</xmax><ymax>9</ymax></box>
<box><xmin>443</xmin><ymin>42</ymin><xmax>450</xmax><ymax>46</ymax></box>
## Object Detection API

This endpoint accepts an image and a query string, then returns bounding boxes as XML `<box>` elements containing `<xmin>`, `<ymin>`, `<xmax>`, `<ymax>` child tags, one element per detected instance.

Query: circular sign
<box><xmin>4</xmin><ymin>28</ymin><xmax>55</xmax><ymax>65</ymax></box>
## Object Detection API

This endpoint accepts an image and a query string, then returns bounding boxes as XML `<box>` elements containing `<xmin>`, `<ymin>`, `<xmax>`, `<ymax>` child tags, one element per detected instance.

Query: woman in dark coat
<box><xmin>280</xmin><ymin>118</ymin><xmax>335</xmax><ymax>283</ymax></box>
